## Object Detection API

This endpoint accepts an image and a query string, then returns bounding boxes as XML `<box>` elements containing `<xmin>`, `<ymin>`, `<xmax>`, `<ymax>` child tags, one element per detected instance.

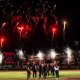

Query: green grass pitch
<box><xmin>0</xmin><ymin>70</ymin><xmax>80</xmax><ymax>80</ymax></box>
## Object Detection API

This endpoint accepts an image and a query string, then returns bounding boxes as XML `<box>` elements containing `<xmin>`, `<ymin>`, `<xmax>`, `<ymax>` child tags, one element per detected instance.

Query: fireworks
<box><xmin>37</xmin><ymin>51</ymin><xmax>44</xmax><ymax>60</ymax></box>
<box><xmin>17</xmin><ymin>49</ymin><xmax>25</xmax><ymax>60</ymax></box>
<box><xmin>49</xmin><ymin>49</ymin><xmax>58</xmax><ymax>59</ymax></box>
<box><xmin>0</xmin><ymin>0</ymin><xmax>58</xmax><ymax>51</ymax></box>
<box><xmin>0</xmin><ymin>37</ymin><xmax>4</xmax><ymax>48</ymax></box>
<box><xmin>0</xmin><ymin>51</ymin><xmax>3</xmax><ymax>64</ymax></box>
<box><xmin>65</xmin><ymin>47</ymin><xmax>73</xmax><ymax>64</ymax></box>
<box><xmin>2</xmin><ymin>22</ymin><xmax>7</xmax><ymax>28</ymax></box>
<box><xmin>17</xmin><ymin>26</ymin><xmax>24</xmax><ymax>39</ymax></box>
<box><xmin>0</xmin><ymin>0</ymin><xmax>57</xmax><ymax>39</ymax></box>
<box><xmin>14</xmin><ymin>22</ymin><xmax>32</xmax><ymax>39</ymax></box>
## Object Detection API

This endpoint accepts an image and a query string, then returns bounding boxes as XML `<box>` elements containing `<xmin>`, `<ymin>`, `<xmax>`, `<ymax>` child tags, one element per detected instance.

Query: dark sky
<box><xmin>56</xmin><ymin>1</ymin><xmax>80</xmax><ymax>49</ymax></box>
<box><xmin>0</xmin><ymin>0</ymin><xmax>80</xmax><ymax>52</ymax></box>
<box><xmin>57</xmin><ymin>0</ymin><xmax>80</xmax><ymax>39</ymax></box>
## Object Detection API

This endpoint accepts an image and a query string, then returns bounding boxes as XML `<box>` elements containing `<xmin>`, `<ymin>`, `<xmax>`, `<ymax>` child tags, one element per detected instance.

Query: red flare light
<box><xmin>0</xmin><ymin>37</ymin><xmax>5</xmax><ymax>48</ymax></box>
<box><xmin>53</xmin><ymin>28</ymin><xmax>56</xmax><ymax>32</ymax></box>
<box><xmin>1</xmin><ymin>38</ymin><xmax>4</xmax><ymax>42</ymax></box>
<box><xmin>52</xmin><ymin>27</ymin><xmax>57</xmax><ymax>34</ymax></box>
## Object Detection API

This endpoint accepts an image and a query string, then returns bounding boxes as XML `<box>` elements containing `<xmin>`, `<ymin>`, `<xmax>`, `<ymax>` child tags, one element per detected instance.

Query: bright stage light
<box><xmin>37</xmin><ymin>51</ymin><xmax>44</xmax><ymax>60</ymax></box>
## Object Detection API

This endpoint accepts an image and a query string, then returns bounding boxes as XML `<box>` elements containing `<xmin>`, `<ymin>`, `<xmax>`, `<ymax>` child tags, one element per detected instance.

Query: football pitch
<box><xmin>0</xmin><ymin>70</ymin><xmax>80</xmax><ymax>80</ymax></box>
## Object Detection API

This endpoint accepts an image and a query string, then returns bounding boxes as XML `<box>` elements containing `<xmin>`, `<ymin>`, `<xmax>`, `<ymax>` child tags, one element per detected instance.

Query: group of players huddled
<box><xmin>26</xmin><ymin>61</ymin><xmax>59</xmax><ymax>80</ymax></box>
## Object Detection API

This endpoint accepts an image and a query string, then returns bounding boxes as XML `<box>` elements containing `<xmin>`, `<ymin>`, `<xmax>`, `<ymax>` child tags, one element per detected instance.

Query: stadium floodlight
<box><xmin>37</xmin><ymin>51</ymin><xmax>44</xmax><ymax>60</ymax></box>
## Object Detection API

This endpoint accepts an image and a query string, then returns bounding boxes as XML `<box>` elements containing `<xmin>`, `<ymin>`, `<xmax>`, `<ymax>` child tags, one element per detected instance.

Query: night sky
<box><xmin>56</xmin><ymin>1</ymin><xmax>80</xmax><ymax>49</ymax></box>
<box><xmin>0</xmin><ymin>0</ymin><xmax>80</xmax><ymax>53</ymax></box>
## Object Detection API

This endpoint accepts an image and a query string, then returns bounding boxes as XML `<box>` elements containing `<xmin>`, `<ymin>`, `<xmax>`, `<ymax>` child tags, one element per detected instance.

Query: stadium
<box><xmin>0</xmin><ymin>0</ymin><xmax>80</xmax><ymax>80</ymax></box>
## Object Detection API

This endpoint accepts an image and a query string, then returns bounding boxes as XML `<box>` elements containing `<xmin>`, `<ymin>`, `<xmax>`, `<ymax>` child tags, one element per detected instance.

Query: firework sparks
<box><xmin>2</xmin><ymin>22</ymin><xmax>7</xmax><ymax>28</ymax></box>
<box><xmin>37</xmin><ymin>51</ymin><xmax>44</xmax><ymax>60</ymax></box>
<box><xmin>65</xmin><ymin>47</ymin><xmax>73</xmax><ymax>64</ymax></box>
<box><xmin>0</xmin><ymin>51</ymin><xmax>3</xmax><ymax>64</ymax></box>
<box><xmin>49</xmin><ymin>49</ymin><xmax>58</xmax><ymax>59</ymax></box>
<box><xmin>17</xmin><ymin>26</ymin><xmax>24</xmax><ymax>35</ymax></box>
<box><xmin>17</xmin><ymin>49</ymin><xmax>25</xmax><ymax>60</ymax></box>
<box><xmin>0</xmin><ymin>0</ymin><xmax>57</xmax><ymax>50</ymax></box>
<box><xmin>0</xmin><ymin>38</ymin><xmax>4</xmax><ymax>48</ymax></box>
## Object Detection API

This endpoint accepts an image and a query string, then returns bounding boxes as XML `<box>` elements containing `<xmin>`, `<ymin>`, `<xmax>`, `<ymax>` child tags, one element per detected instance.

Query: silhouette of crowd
<box><xmin>26</xmin><ymin>61</ymin><xmax>59</xmax><ymax>80</ymax></box>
